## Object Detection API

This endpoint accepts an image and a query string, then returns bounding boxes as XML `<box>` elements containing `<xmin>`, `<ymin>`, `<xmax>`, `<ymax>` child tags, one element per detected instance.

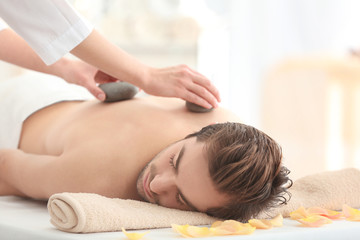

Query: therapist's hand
<box><xmin>143</xmin><ymin>65</ymin><xmax>221</xmax><ymax>109</ymax></box>
<box><xmin>70</xmin><ymin>30</ymin><xmax>219</xmax><ymax>106</ymax></box>
<box><xmin>60</xmin><ymin>59</ymin><xmax>117</xmax><ymax>101</ymax></box>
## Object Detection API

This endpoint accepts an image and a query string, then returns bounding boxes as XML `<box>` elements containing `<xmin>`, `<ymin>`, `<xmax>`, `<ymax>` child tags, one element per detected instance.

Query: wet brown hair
<box><xmin>186</xmin><ymin>122</ymin><xmax>292</xmax><ymax>221</ymax></box>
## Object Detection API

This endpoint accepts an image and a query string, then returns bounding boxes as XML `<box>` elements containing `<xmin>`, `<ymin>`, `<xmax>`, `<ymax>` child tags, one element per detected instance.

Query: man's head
<box><xmin>136</xmin><ymin>122</ymin><xmax>291</xmax><ymax>221</ymax></box>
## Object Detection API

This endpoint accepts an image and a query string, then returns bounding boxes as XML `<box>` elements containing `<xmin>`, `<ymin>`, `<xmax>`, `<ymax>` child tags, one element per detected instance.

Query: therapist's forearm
<box><xmin>70</xmin><ymin>30</ymin><xmax>150</xmax><ymax>89</ymax></box>
<box><xmin>0</xmin><ymin>28</ymin><xmax>69</xmax><ymax>77</ymax></box>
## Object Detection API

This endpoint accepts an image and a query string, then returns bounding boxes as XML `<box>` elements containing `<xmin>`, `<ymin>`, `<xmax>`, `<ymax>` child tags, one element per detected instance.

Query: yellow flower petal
<box><xmin>342</xmin><ymin>204</ymin><xmax>360</xmax><ymax>221</ymax></box>
<box><xmin>231</xmin><ymin>223</ymin><xmax>256</xmax><ymax>235</ymax></box>
<box><xmin>296</xmin><ymin>215</ymin><xmax>332</xmax><ymax>227</ymax></box>
<box><xmin>248</xmin><ymin>214</ymin><xmax>283</xmax><ymax>229</ymax></box>
<box><xmin>211</xmin><ymin>227</ymin><xmax>233</xmax><ymax>236</ymax></box>
<box><xmin>186</xmin><ymin>226</ymin><xmax>212</xmax><ymax>238</ymax></box>
<box><xmin>210</xmin><ymin>221</ymin><xmax>223</xmax><ymax>228</ymax></box>
<box><xmin>290</xmin><ymin>206</ymin><xmax>309</xmax><ymax>220</ymax></box>
<box><xmin>172</xmin><ymin>221</ymin><xmax>256</xmax><ymax>238</ymax></box>
<box><xmin>121</xmin><ymin>228</ymin><xmax>149</xmax><ymax>240</ymax></box>
<box><xmin>212</xmin><ymin>220</ymin><xmax>255</xmax><ymax>235</ymax></box>
<box><xmin>171</xmin><ymin>224</ymin><xmax>192</xmax><ymax>238</ymax></box>
<box><xmin>307</xmin><ymin>207</ymin><xmax>342</xmax><ymax>220</ymax></box>
<box><xmin>211</xmin><ymin>222</ymin><xmax>238</xmax><ymax>235</ymax></box>
<box><xmin>248</xmin><ymin>219</ymin><xmax>273</xmax><ymax>229</ymax></box>
<box><xmin>218</xmin><ymin>220</ymin><xmax>244</xmax><ymax>232</ymax></box>
<box><xmin>270</xmin><ymin>214</ymin><xmax>284</xmax><ymax>227</ymax></box>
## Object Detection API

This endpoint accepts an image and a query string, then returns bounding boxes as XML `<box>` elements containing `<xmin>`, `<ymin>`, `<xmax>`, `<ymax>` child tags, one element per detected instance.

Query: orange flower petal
<box><xmin>230</xmin><ymin>223</ymin><xmax>256</xmax><ymax>235</ymax></box>
<box><xmin>290</xmin><ymin>206</ymin><xmax>309</xmax><ymax>220</ymax></box>
<box><xmin>248</xmin><ymin>214</ymin><xmax>283</xmax><ymax>229</ymax></box>
<box><xmin>211</xmin><ymin>227</ymin><xmax>233</xmax><ymax>236</ymax></box>
<box><xmin>270</xmin><ymin>214</ymin><xmax>284</xmax><ymax>227</ymax></box>
<box><xmin>248</xmin><ymin>219</ymin><xmax>273</xmax><ymax>229</ymax></box>
<box><xmin>121</xmin><ymin>228</ymin><xmax>149</xmax><ymax>240</ymax></box>
<box><xmin>212</xmin><ymin>220</ymin><xmax>255</xmax><ymax>236</ymax></box>
<box><xmin>218</xmin><ymin>220</ymin><xmax>244</xmax><ymax>232</ymax></box>
<box><xmin>172</xmin><ymin>221</ymin><xmax>256</xmax><ymax>238</ymax></box>
<box><xmin>172</xmin><ymin>224</ymin><xmax>214</xmax><ymax>238</ymax></box>
<box><xmin>342</xmin><ymin>204</ymin><xmax>360</xmax><ymax>221</ymax></box>
<box><xmin>210</xmin><ymin>221</ymin><xmax>223</xmax><ymax>228</ymax></box>
<box><xmin>307</xmin><ymin>207</ymin><xmax>342</xmax><ymax>220</ymax></box>
<box><xmin>186</xmin><ymin>226</ymin><xmax>212</xmax><ymax>238</ymax></box>
<box><xmin>297</xmin><ymin>215</ymin><xmax>332</xmax><ymax>227</ymax></box>
<box><xmin>171</xmin><ymin>224</ymin><xmax>192</xmax><ymax>238</ymax></box>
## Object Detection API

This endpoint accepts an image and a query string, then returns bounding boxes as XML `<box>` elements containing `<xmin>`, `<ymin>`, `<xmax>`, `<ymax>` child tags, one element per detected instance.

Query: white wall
<box><xmin>199</xmin><ymin>0</ymin><xmax>360</xmax><ymax>127</ymax></box>
<box><xmin>197</xmin><ymin>0</ymin><xmax>360</xmax><ymax>178</ymax></box>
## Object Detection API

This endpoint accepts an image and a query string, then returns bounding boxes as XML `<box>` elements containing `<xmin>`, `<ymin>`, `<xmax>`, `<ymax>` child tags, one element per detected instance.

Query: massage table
<box><xmin>1</xmin><ymin>195</ymin><xmax>360</xmax><ymax>240</ymax></box>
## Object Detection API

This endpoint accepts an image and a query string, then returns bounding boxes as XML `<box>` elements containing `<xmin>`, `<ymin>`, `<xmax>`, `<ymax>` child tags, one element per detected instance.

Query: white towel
<box><xmin>48</xmin><ymin>193</ymin><xmax>217</xmax><ymax>233</ymax></box>
<box><xmin>258</xmin><ymin>167</ymin><xmax>360</xmax><ymax>218</ymax></box>
<box><xmin>0</xmin><ymin>71</ymin><xmax>94</xmax><ymax>149</ymax></box>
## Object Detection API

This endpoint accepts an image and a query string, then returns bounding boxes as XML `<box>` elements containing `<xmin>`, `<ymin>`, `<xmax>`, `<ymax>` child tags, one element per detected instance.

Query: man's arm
<box><xmin>0</xmin><ymin>148</ymin><xmax>109</xmax><ymax>199</ymax></box>
<box><xmin>0</xmin><ymin>149</ymin><xmax>59</xmax><ymax>198</ymax></box>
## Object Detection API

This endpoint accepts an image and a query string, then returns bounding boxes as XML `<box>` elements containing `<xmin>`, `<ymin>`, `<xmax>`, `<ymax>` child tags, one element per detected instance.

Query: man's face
<box><xmin>136</xmin><ymin>137</ymin><xmax>229</xmax><ymax>212</ymax></box>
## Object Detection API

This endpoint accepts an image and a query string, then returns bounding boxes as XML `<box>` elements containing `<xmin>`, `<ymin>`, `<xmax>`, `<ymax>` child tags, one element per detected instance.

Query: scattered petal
<box><xmin>248</xmin><ymin>219</ymin><xmax>273</xmax><ymax>229</ymax></box>
<box><xmin>212</xmin><ymin>220</ymin><xmax>255</xmax><ymax>235</ymax></box>
<box><xmin>290</xmin><ymin>206</ymin><xmax>309</xmax><ymax>220</ymax></box>
<box><xmin>308</xmin><ymin>207</ymin><xmax>342</xmax><ymax>220</ymax></box>
<box><xmin>216</xmin><ymin>220</ymin><xmax>244</xmax><ymax>233</ymax></box>
<box><xmin>171</xmin><ymin>205</ymin><xmax>359</xmax><ymax>238</ymax></box>
<box><xmin>270</xmin><ymin>214</ymin><xmax>284</xmax><ymax>227</ymax></box>
<box><xmin>297</xmin><ymin>215</ymin><xmax>332</xmax><ymax>227</ymax></box>
<box><xmin>172</xmin><ymin>220</ymin><xmax>256</xmax><ymax>237</ymax></box>
<box><xmin>121</xmin><ymin>228</ymin><xmax>149</xmax><ymax>240</ymax></box>
<box><xmin>186</xmin><ymin>225</ymin><xmax>213</xmax><ymax>238</ymax></box>
<box><xmin>210</xmin><ymin>221</ymin><xmax>223</xmax><ymax>228</ymax></box>
<box><xmin>210</xmin><ymin>221</ymin><xmax>235</xmax><ymax>236</ymax></box>
<box><xmin>342</xmin><ymin>204</ymin><xmax>360</xmax><ymax>221</ymax></box>
<box><xmin>230</xmin><ymin>223</ymin><xmax>256</xmax><ymax>235</ymax></box>
<box><xmin>171</xmin><ymin>224</ymin><xmax>192</xmax><ymax>238</ymax></box>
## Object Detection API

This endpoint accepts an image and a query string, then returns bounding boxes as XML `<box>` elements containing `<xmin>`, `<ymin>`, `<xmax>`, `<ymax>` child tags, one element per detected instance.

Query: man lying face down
<box><xmin>0</xmin><ymin>74</ymin><xmax>291</xmax><ymax>221</ymax></box>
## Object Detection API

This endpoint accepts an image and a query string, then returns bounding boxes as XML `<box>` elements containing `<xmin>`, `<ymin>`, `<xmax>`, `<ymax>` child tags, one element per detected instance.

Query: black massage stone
<box><xmin>99</xmin><ymin>82</ymin><xmax>138</xmax><ymax>102</ymax></box>
<box><xmin>186</xmin><ymin>101</ymin><xmax>213</xmax><ymax>113</ymax></box>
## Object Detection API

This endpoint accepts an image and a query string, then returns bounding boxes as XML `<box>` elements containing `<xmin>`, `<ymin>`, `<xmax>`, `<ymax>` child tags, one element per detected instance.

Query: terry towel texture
<box><xmin>48</xmin><ymin>193</ymin><xmax>217</xmax><ymax>233</ymax></box>
<box><xmin>48</xmin><ymin>168</ymin><xmax>360</xmax><ymax>233</ymax></box>
<box><xmin>0</xmin><ymin>72</ymin><xmax>94</xmax><ymax>149</ymax></box>
<box><xmin>258</xmin><ymin>167</ymin><xmax>360</xmax><ymax>218</ymax></box>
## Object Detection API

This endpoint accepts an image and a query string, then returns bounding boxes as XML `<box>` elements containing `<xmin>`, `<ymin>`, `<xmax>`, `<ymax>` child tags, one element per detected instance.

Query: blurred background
<box><xmin>1</xmin><ymin>0</ymin><xmax>360</xmax><ymax>180</ymax></box>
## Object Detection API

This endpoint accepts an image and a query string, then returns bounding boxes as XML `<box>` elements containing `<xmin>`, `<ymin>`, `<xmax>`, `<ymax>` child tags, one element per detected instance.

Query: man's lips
<box><xmin>143</xmin><ymin>171</ymin><xmax>153</xmax><ymax>200</ymax></box>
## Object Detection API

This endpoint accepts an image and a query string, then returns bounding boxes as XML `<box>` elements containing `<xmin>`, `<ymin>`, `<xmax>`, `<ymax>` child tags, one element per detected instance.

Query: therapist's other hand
<box><xmin>143</xmin><ymin>65</ymin><xmax>220</xmax><ymax>109</ymax></box>
<box><xmin>60</xmin><ymin>60</ymin><xmax>117</xmax><ymax>101</ymax></box>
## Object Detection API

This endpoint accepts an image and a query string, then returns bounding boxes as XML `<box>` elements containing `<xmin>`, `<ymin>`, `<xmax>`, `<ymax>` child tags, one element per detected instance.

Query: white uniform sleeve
<box><xmin>0</xmin><ymin>19</ymin><xmax>6</xmax><ymax>31</ymax></box>
<box><xmin>0</xmin><ymin>0</ymin><xmax>93</xmax><ymax>65</ymax></box>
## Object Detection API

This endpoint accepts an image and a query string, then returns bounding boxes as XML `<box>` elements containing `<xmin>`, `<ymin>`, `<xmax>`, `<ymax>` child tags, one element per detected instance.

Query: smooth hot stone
<box><xmin>185</xmin><ymin>101</ymin><xmax>213</xmax><ymax>113</ymax></box>
<box><xmin>99</xmin><ymin>82</ymin><xmax>138</xmax><ymax>102</ymax></box>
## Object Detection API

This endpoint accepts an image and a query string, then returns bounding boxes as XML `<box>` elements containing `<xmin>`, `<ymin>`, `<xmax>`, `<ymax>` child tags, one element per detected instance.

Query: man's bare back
<box><xmin>2</xmin><ymin>96</ymin><xmax>240</xmax><ymax>201</ymax></box>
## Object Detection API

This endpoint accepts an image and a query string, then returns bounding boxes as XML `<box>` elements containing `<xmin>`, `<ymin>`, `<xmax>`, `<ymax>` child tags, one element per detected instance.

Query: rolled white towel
<box><xmin>47</xmin><ymin>192</ymin><xmax>217</xmax><ymax>233</ymax></box>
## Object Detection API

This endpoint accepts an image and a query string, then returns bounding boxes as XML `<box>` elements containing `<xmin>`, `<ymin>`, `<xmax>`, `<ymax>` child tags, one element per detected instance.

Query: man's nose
<box><xmin>149</xmin><ymin>173</ymin><xmax>176</xmax><ymax>195</ymax></box>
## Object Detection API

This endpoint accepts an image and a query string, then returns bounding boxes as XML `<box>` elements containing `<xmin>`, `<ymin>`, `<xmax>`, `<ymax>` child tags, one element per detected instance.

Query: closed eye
<box><xmin>168</xmin><ymin>153</ymin><xmax>185</xmax><ymax>206</ymax></box>
<box><xmin>175</xmin><ymin>192</ymin><xmax>185</xmax><ymax>206</ymax></box>
<box><xmin>169</xmin><ymin>153</ymin><xmax>176</xmax><ymax>168</ymax></box>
